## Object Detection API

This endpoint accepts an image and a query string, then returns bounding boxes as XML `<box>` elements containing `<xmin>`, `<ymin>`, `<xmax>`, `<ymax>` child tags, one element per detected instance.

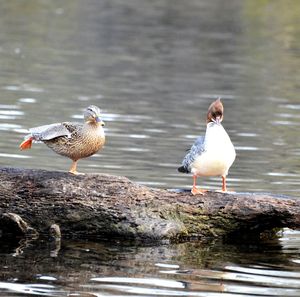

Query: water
<box><xmin>0</xmin><ymin>0</ymin><xmax>300</xmax><ymax>296</ymax></box>
<box><xmin>1</xmin><ymin>0</ymin><xmax>300</xmax><ymax>195</ymax></box>
<box><xmin>0</xmin><ymin>230</ymin><xmax>300</xmax><ymax>297</ymax></box>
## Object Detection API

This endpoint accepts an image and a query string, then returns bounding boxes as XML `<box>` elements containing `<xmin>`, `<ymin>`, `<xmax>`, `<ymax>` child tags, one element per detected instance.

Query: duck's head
<box><xmin>84</xmin><ymin>105</ymin><xmax>105</xmax><ymax>126</ymax></box>
<box><xmin>206</xmin><ymin>98</ymin><xmax>223</xmax><ymax>125</ymax></box>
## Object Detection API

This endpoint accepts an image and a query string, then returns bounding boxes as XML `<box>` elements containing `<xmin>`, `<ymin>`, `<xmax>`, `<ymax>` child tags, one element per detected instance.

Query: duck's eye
<box><xmin>87</xmin><ymin>109</ymin><xmax>96</xmax><ymax>117</ymax></box>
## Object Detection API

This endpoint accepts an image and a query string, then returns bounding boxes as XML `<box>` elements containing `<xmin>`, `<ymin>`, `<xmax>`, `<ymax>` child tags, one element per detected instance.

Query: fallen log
<box><xmin>0</xmin><ymin>167</ymin><xmax>299</xmax><ymax>242</ymax></box>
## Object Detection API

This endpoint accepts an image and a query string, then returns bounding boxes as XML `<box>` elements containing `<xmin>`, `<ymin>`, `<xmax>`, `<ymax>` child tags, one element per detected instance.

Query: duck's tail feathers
<box><xmin>177</xmin><ymin>165</ymin><xmax>189</xmax><ymax>173</ymax></box>
<box><xmin>19</xmin><ymin>137</ymin><xmax>33</xmax><ymax>150</ymax></box>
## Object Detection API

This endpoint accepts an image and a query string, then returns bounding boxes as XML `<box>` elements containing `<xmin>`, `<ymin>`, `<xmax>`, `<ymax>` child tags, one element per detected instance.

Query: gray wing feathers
<box><xmin>29</xmin><ymin>123</ymin><xmax>72</xmax><ymax>141</ymax></box>
<box><xmin>182</xmin><ymin>136</ymin><xmax>205</xmax><ymax>172</ymax></box>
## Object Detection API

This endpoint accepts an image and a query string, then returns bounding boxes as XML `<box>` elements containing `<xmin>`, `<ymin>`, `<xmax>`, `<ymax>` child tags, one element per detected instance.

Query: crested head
<box><xmin>206</xmin><ymin>98</ymin><xmax>224</xmax><ymax>124</ymax></box>
<box><xmin>84</xmin><ymin>105</ymin><xmax>105</xmax><ymax>126</ymax></box>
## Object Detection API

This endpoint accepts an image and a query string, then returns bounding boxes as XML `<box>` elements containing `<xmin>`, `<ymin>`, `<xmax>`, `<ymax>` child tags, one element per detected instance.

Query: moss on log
<box><xmin>0</xmin><ymin>167</ymin><xmax>299</xmax><ymax>242</ymax></box>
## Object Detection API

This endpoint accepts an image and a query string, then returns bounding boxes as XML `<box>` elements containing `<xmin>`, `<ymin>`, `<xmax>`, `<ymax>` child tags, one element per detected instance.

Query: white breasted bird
<box><xmin>178</xmin><ymin>98</ymin><xmax>236</xmax><ymax>195</ymax></box>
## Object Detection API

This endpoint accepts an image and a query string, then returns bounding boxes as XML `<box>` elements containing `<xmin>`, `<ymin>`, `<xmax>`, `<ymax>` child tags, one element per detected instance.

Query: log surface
<box><xmin>0</xmin><ymin>167</ymin><xmax>299</xmax><ymax>242</ymax></box>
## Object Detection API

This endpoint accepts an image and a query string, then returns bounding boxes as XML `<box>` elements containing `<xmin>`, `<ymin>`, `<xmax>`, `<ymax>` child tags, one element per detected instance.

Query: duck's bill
<box><xmin>96</xmin><ymin>117</ymin><xmax>105</xmax><ymax>126</ymax></box>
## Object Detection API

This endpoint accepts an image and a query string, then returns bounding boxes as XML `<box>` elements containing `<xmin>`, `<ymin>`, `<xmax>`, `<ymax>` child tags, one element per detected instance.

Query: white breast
<box><xmin>191</xmin><ymin>123</ymin><xmax>235</xmax><ymax>177</ymax></box>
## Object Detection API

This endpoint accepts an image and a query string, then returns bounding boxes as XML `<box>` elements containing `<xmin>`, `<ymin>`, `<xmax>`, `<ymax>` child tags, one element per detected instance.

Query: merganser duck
<box><xmin>19</xmin><ymin>105</ymin><xmax>105</xmax><ymax>175</ymax></box>
<box><xmin>178</xmin><ymin>98</ymin><xmax>236</xmax><ymax>195</ymax></box>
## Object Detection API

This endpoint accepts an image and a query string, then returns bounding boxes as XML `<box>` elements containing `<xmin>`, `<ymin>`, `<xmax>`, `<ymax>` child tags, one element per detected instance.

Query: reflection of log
<box><xmin>0</xmin><ymin>167</ymin><xmax>299</xmax><ymax>242</ymax></box>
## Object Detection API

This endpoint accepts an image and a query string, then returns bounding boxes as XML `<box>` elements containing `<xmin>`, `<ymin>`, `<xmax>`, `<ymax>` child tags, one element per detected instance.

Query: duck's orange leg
<box><xmin>19</xmin><ymin>137</ymin><xmax>33</xmax><ymax>150</ymax></box>
<box><xmin>69</xmin><ymin>160</ymin><xmax>78</xmax><ymax>174</ymax></box>
<box><xmin>69</xmin><ymin>160</ymin><xmax>84</xmax><ymax>175</ymax></box>
<box><xmin>222</xmin><ymin>175</ymin><xmax>227</xmax><ymax>192</ymax></box>
<box><xmin>191</xmin><ymin>175</ymin><xmax>207</xmax><ymax>195</ymax></box>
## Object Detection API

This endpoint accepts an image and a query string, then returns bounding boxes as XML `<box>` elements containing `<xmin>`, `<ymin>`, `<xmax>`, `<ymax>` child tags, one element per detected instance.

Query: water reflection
<box><xmin>0</xmin><ymin>233</ymin><xmax>299</xmax><ymax>297</ymax></box>
<box><xmin>0</xmin><ymin>282</ymin><xmax>63</xmax><ymax>297</ymax></box>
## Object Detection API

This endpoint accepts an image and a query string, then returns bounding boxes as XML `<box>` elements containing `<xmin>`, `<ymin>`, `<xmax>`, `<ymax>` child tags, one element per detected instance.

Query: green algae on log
<box><xmin>0</xmin><ymin>167</ymin><xmax>299</xmax><ymax>242</ymax></box>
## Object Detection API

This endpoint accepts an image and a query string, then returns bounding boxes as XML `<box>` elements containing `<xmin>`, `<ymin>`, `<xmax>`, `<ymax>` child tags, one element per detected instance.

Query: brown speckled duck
<box><xmin>20</xmin><ymin>105</ymin><xmax>105</xmax><ymax>175</ymax></box>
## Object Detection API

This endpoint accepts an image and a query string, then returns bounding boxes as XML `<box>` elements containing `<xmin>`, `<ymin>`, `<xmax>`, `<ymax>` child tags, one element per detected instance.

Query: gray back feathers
<box><xmin>180</xmin><ymin>136</ymin><xmax>205</xmax><ymax>173</ymax></box>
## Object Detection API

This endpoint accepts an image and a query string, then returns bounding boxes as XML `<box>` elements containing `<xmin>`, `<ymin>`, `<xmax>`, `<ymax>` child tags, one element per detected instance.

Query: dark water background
<box><xmin>0</xmin><ymin>0</ymin><xmax>300</xmax><ymax>296</ymax></box>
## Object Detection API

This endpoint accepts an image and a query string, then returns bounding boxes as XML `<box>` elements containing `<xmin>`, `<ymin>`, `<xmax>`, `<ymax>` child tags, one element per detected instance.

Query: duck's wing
<box><xmin>178</xmin><ymin>136</ymin><xmax>205</xmax><ymax>173</ymax></box>
<box><xmin>29</xmin><ymin>122</ymin><xmax>75</xmax><ymax>141</ymax></box>
<box><xmin>61</xmin><ymin>122</ymin><xmax>81</xmax><ymax>134</ymax></box>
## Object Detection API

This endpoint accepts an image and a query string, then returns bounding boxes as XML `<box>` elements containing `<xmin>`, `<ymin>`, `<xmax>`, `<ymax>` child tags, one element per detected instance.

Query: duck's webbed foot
<box><xmin>69</xmin><ymin>160</ymin><xmax>85</xmax><ymax>175</ymax></box>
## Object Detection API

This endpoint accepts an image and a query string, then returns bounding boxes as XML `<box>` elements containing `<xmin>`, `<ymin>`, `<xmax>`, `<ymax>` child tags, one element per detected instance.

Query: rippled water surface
<box><xmin>1</xmin><ymin>0</ymin><xmax>300</xmax><ymax>296</ymax></box>
<box><xmin>1</xmin><ymin>0</ymin><xmax>300</xmax><ymax>195</ymax></box>
<box><xmin>0</xmin><ymin>229</ymin><xmax>300</xmax><ymax>297</ymax></box>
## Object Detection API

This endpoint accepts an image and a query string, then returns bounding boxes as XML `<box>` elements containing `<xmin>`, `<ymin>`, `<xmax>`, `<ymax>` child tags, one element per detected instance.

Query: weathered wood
<box><xmin>0</xmin><ymin>167</ymin><xmax>299</xmax><ymax>242</ymax></box>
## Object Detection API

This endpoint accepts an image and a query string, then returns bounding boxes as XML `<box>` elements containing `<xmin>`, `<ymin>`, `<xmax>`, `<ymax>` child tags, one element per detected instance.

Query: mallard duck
<box><xmin>20</xmin><ymin>105</ymin><xmax>105</xmax><ymax>175</ymax></box>
<box><xmin>178</xmin><ymin>98</ymin><xmax>236</xmax><ymax>195</ymax></box>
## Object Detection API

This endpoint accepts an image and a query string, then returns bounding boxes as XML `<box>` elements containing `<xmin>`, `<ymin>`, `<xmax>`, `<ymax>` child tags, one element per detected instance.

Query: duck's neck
<box><xmin>84</xmin><ymin>122</ymin><xmax>101</xmax><ymax>130</ymax></box>
<box><xmin>83</xmin><ymin>122</ymin><xmax>104</xmax><ymax>137</ymax></box>
<box><xmin>204</xmin><ymin>122</ymin><xmax>227</xmax><ymax>148</ymax></box>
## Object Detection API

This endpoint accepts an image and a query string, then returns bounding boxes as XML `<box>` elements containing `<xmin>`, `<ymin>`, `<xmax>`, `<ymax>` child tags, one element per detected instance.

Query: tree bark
<box><xmin>0</xmin><ymin>167</ymin><xmax>299</xmax><ymax>242</ymax></box>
